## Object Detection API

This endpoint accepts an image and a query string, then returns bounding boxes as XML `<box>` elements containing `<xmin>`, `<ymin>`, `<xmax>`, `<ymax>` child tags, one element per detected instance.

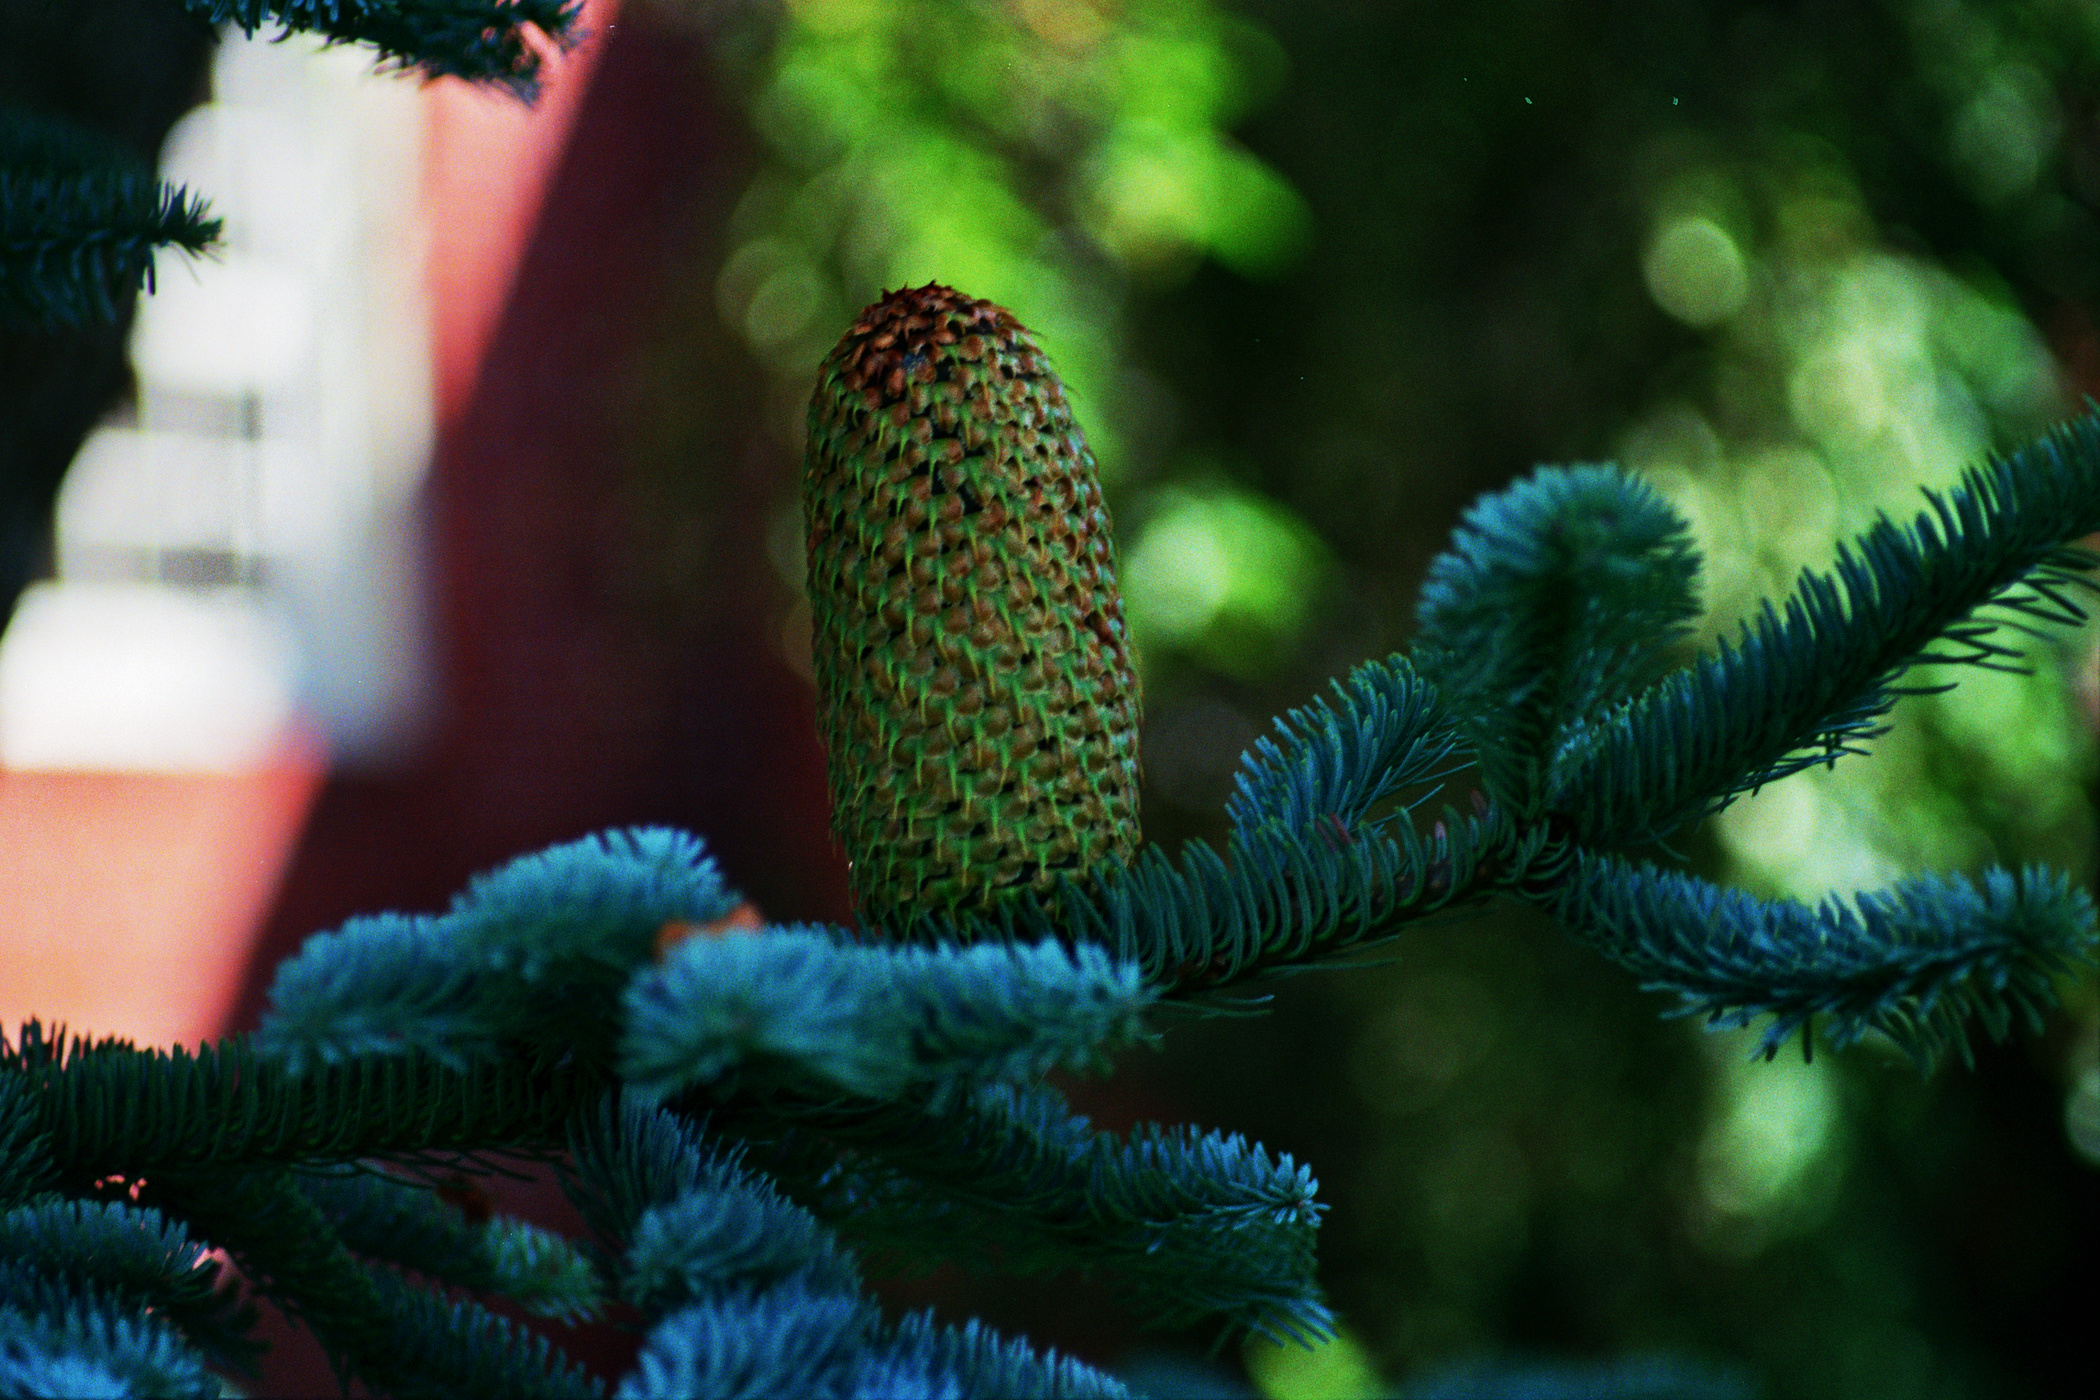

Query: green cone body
<box><xmin>804</xmin><ymin>283</ymin><xmax>1142</xmax><ymax>927</ymax></box>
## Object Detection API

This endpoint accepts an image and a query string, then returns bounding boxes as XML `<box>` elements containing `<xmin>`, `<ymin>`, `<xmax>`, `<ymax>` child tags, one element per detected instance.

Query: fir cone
<box><xmin>803</xmin><ymin>283</ymin><xmax>1142</xmax><ymax>928</ymax></box>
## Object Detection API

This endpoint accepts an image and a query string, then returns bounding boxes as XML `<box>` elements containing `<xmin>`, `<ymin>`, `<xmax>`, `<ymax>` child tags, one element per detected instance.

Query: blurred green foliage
<box><xmin>1122</xmin><ymin>470</ymin><xmax>1329</xmax><ymax>677</ymax></box>
<box><xmin>1621</xmin><ymin>150</ymin><xmax>2093</xmax><ymax>916</ymax></box>
<box><xmin>686</xmin><ymin>0</ymin><xmax>1305</xmax><ymax>459</ymax></box>
<box><xmin>630</xmin><ymin>1</ymin><xmax>2100</xmax><ymax>1396</ymax></box>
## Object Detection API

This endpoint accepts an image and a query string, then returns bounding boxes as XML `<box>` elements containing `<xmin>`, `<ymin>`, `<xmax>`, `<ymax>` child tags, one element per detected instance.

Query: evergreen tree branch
<box><xmin>4</xmin><ymin>1023</ymin><xmax>601</xmax><ymax>1182</ymax></box>
<box><xmin>566</xmin><ymin>1092</ymin><xmax>1135</xmax><ymax>1397</ymax></box>
<box><xmin>297</xmin><ymin>1165</ymin><xmax>605</xmax><ymax>1324</ymax></box>
<box><xmin>143</xmin><ymin>1168</ymin><xmax>387</xmax><ymax>1394</ymax></box>
<box><xmin>0</xmin><ymin>1285</ymin><xmax>221</xmax><ymax>1398</ymax></box>
<box><xmin>882</xmin><ymin>414</ymin><xmax>2100</xmax><ymax>1050</ymax></box>
<box><xmin>0</xmin><ymin>1346</ymin><xmax>128</xmax><ymax>1398</ymax></box>
<box><xmin>881</xmin><ymin>1310</ymin><xmax>1138</xmax><ymax>1400</ymax></box>
<box><xmin>1551</xmin><ymin>410</ymin><xmax>2100</xmax><ymax>846</ymax></box>
<box><xmin>619</xmin><ymin>925</ymin><xmax>1155</xmax><ymax>1105</ymax></box>
<box><xmin>620</xmin><ymin>1188</ymin><xmax>855</xmax><ymax>1323</ymax></box>
<box><xmin>894</xmin><ymin>655</ymin><xmax>1574</xmax><ymax>1003</ymax></box>
<box><xmin>471</xmin><ymin>1216</ymin><xmax>606</xmax><ymax>1325</ymax></box>
<box><xmin>610</xmin><ymin>1282</ymin><xmax>880</xmax><ymax>1400</ymax></box>
<box><xmin>0</xmin><ymin>106</ymin><xmax>219</xmax><ymax>329</ymax></box>
<box><xmin>614</xmin><ymin>1280</ymin><xmax>1136</xmax><ymax>1399</ymax></box>
<box><xmin>1550</xmin><ymin>851</ymin><xmax>2099</xmax><ymax>1064</ymax></box>
<box><xmin>167</xmin><ymin>1167</ymin><xmax>601</xmax><ymax>1400</ymax></box>
<box><xmin>259</xmin><ymin>827</ymin><xmax>741</xmax><ymax>1076</ymax></box>
<box><xmin>561</xmin><ymin>1092</ymin><xmax>859</xmax><ymax>1320</ymax></box>
<box><xmin>363</xmin><ymin>1265</ymin><xmax>606</xmax><ymax>1399</ymax></box>
<box><xmin>1412</xmin><ymin>464</ymin><xmax>1703</xmax><ymax>816</ymax></box>
<box><xmin>928</xmin><ymin>777</ymin><xmax>1561</xmax><ymax>1002</ymax></box>
<box><xmin>0</xmin><ymin>1076</ymin><xmax>57</xmax><ymax>1212</ymax></box>
<box><xmin>1223</xmin><ymin>652</ymin><xmax>1470</xmax><ymax>838</ymax></box>
<box><xmin>256</xmin><ymin>910</ymin><xmax>503</xmax><ymax>1071</ymax></box>
<box><xmin>561</xmin><ymin>1089</ymin><xmax>735</xmax><ymax>1255</ymax></box>
<box><xmin>181</xmin><ymin>1</ymin><xmax>585</xmax><ymax>97</ymax></box>
<box><xmin>0</xmin><ymin>1197</ymin><xmax>259</xmax><ymax>1374</ymax></box>
<box><xmin>717</xmin><ymin>1080</ymin><xmax>1334</xmax><ymax>1345</ymax></box>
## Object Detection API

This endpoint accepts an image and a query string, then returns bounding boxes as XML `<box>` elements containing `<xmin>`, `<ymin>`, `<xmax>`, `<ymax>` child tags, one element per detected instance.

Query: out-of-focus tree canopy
<box><xmin>684</xmin><ymin>0</ymin><xmax>1306</xmax><ymax>457</ymax></box>
<box><xmin>632</xmin><ymin>2</ymin><xmax>2100</xmax><ymax>1396</ymax></box>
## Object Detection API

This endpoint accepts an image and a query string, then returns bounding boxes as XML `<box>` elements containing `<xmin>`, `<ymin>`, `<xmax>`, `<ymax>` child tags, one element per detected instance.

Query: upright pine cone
<box><xmin>803</xmin><ymin>283</ymin><xmax>1142</xmax><ymax>928</ymax></box>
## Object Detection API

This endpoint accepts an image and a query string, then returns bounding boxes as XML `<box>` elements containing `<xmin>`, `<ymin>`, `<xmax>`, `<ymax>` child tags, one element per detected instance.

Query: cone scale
<box><xmin>803</xmin><ymin>284</ymin><xmax>1142</xmax><ymax>928</ymax></box>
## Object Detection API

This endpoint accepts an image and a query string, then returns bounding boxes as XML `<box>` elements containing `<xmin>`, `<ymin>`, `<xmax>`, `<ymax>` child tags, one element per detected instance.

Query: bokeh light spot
<box><xmin>744</xmin><ymin>262</ymin><xmax>829</xmax><ymax>351</ymax></box>
<box><xmin>2067</xmin><ymin>1057</ymin><xmax>2100</xmax><ymax>1166</ymax></box>
<box><xmin>1124</xmin><ymin>482</ymin><xmax>1326</xmax><ymax>676</ymax></box>
<box><xmin>1245</xmin><ymin>1325</ymin><xmax>1384</xmax><ymax>1400</ymax></box>
<box><xmin>1950</xmin><ymin>65</ymin><xmax>2055</xmax><ymax>205</ymax></box>
<box><xmin>1644</xmin><ymin>215</ymin><xmax>1749</xmax><ymax>326</ymax></box>
<box><xmin>1695</xmin><ymin>1032</ymin><xmax>1845</xmax><ymax>1253</ymax></box>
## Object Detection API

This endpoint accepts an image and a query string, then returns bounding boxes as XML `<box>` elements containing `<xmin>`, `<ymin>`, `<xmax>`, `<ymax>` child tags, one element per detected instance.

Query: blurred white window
<box><xmin>0</xmin><ymin>31</ymin><xmax>434</xmax><ymax>773</ymax></box>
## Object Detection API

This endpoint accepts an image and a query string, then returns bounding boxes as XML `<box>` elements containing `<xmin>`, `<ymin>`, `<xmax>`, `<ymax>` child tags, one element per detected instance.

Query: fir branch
<box><xmin>259</xmin><ymin>827</ymin><xmax>741</xmax><ymax>1075</ymax></box>
<box><xmin>0</xmin><ymin>1076</ymin><xmax>56</xmax><ymax>1212</ymax></box>
<box><xmin>182</xmin><ymin>1</ymin><xmax>585</xmax><ymax>98</ymax></box>
<box><xmin>1412</xmin><ymin>464</ymin><xmax>1702</xmax><ymax>816</ymax></box>
<box><xmin>721</xmin><ymin>1081</ymin><xmax>1334</xmax><ymax>1344</ymax></box>
<box><xmin>613</xmin><ymin>1282</ymin><xmax>877</xmax><ymax>1400</ymax></box>
<box><xmin>0</xmin><ymin>1288</ymin><xmax>221</xmax><ymax>1398</ymax></box>
<box><xmin>569</xmin><ymin>1095</ymin><xmax>1126</xmax><ymax>1396</ymax></box>
<box><xmin>0</xmin><ymin>1343</ymin><xmax>130</xmax><ymax>1399</ymax></box>
<box><xmin>561</xmin><ymin>1092</ymin><xmax>859</xmax><ymax>1316</ymax></box>
<box><xmin>0</xmin><ymin>1199</ymin><xmax>258</xmax><ymax>1374</ymax></box>
<box><xmin>616</xmin><ymin>1284</ymin><xmax>1139</xmax><ymax>1399</ymax></box>
<box><xmin>1222</xmin><ymin>652</ymin><xmax>1466</xmax><ymax>838</ymax></box>
<box><xmin>475</xmin><ymin>1216</ymin><xmax>607</xmax><ymax>1324</ymax></box>
<box><xmin>890</xmin><ymin>655</ymin><xmax>1571</xmax><ymax>1003</ymax></box>
<box><xmin>882</xmin><ymin>1310</ymin><xmax>1137</xmax><ymax>1400</ymax></box>
<box><xmin>561</xmin><ymin>1089</ymin><xmax>738</xmax><ymax>1252</ymax></box>
<box><xmin>364</xmin><ymin>1266</ymin><xmax>605</xmax><ymax>1400</ymax></box>
<box><xmin>1551</xmin><ymin>852</ymin><xmax>2099</xmax><ymax>1065</ymax></box>
<box><xmin>168</xmin><ymin>1168</ymin><xmax>600</xmax><ymax>1400</ymax></box>
<box><xmin>1551</xmin><ymin>412</ymin><xmax>2100</xmax><ymax>846</ymax></box>
<box><xmin>297</xmin><ymin>1166</ymin><xmax>605</xmax><ymax>1324</ymax></box>
<box><xmin>618</xmin><ymin>925</ymin><xmax>1155</xmax><ymax>1104</ymax></box>
<box><xmin>156</xmin><ymin>1166</ymin><xmax>421</xmax><ymax>1385</ymax></box>
<box><xmin>445</xmin><ymin>827</ymin><xmax>740</xmax><ymax>981</ymax></box>
<box><xmin>5</xmin><ymin>1024</ymin><xmax>600</xmax><ymax>1181</ymax></box>
<box><xmin>928</xmin><ymin>780</ymin><xmax>1559</xmax><ymax>1001</ymax></box>
<box><xmin>255</xmin><ymin>911</ymin><xmax>497</xmax><ymax>1071</ymax></box>
<box><xmin>0</xmin><ymin>107</ymin><xmax>219</xmax><ymax>329</ymax></box>
<box><xmin>622</xmin><ymin>1186</ymin><xmax>857</xmax><ymax>1321</ymax></box>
